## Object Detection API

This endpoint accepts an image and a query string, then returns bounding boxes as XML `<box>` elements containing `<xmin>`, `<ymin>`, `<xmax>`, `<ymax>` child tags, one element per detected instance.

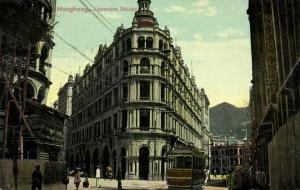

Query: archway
<box><xmin>121</xmin><ymin>148</ymin><xmax>126</xmax><ymax>179</ymax></box>
<box><xmin>102</xmin><ymin>146</ymin><xmax>110</xmax><ymax>178</ymax></box>
<box><xmin>15</xmin><ymin>80</ymin><xmax>35</xmax><ymax>100</ymax></box>
<box><xmin>161</xmin><ymin>146</ymin><xmax>166</xmax><ymax>180</ymax></box>
<box><xmin>85</xmin><ymin>150</ymin><xmax>91</xmax><ymax>175</ymax></box>
<box><xmin>140</xmin><ymin>57</ymin><xmax>150</xmax><ymax>73</ymax></box>
<box><xmin>93</xmin><ymin>149</ymin><xmax>99</xmax><ymax>176</ymax></box>
<box><xmin>139</xmin><ymin>146</ymin><xmax>149</xmax><ymax>180</ymax></box>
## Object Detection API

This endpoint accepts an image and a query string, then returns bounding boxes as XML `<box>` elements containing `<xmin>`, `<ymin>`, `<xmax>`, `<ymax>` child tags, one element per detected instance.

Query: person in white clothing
<box><xmin>96</xmin><ymin>166</ymin><xmax>101</xmax><ymax>187</ymax></box>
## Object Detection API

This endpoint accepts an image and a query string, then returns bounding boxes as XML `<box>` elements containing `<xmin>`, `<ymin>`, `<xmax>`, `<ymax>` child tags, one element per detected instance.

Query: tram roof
<box><xmin>169</xmin><ymin>144</ymin><xmax>205</xmax><ymax>156</ymax></box>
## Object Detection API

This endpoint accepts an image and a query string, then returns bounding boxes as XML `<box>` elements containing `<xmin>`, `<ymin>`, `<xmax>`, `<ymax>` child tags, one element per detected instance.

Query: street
<box><xmin>66</xmin><ymin>178</ymin><xmax>228</xmax><ymax>190</ymax></box>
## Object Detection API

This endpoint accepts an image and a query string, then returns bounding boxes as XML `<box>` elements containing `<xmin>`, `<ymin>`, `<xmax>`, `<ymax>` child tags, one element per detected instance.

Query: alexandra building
<box><xmin>69</xmin><ymin>0</ymin><xmax>210</xmax><ymax>180</ymax></box>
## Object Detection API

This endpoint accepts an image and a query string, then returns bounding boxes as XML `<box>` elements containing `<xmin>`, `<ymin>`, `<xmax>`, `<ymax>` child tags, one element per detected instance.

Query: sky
<box><xmin>48</xmin><ymin>0</ymin><xmax>252</xmax><ymax>108</ymax></box>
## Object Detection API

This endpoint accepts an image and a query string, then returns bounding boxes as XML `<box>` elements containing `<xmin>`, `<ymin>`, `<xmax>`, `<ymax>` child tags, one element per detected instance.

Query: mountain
<box><xmin>209</xmin><ymin>102</ymin><xmax>250</xmax><ymax>139</ymax></box>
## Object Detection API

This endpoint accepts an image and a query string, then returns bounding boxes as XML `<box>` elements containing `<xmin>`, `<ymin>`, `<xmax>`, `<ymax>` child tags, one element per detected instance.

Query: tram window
<box><xmin>184</xmin><ymin>157</ymin><xmax>192</xmax><ymax>168</ymax></box>
<box><xmin>176</xmin><ymin>156</ymin><xmax>185</xmax><ymax>168</ymax></box>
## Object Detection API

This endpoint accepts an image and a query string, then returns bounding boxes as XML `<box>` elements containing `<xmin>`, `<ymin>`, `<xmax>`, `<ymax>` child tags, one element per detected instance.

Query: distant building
<box><xmin>248</xmin><ymin>0</ymin><xmax>300</xmax><ymax>188</ymax></box>
<box><xmin>58</xmin><ymin>75</ymin><xmax>74</xmax><ymax>116</ymax></box>
<box><xmin>68</xmin><ymin>0</ymin><xmax>210</xmax><ymax>180</ymax></box>
<box><xmin>57</xmin><ymin>75</ymin><xmax>74</xmax><ymax>161</ymax></box>
<box><xmin>211</xmin><ymin>141</ymin><xmax>252</xmax><ymax>174</ymax></box>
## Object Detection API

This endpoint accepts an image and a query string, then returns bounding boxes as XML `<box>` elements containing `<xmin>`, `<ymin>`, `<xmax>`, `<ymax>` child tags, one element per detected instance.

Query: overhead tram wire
<box><xmin>78</xmin><ymin>0</ymin><xmax>114</xmax><ymax>34</ymax></box>
<box><xmin>83</xmin><ymin>0</ymin><xmax>115</xmax><ymax>30</ymax></box>
<box><xmin>53</xmin><ymin>32</ymin><xmax>94</xmax><ymax>64</ymax></box>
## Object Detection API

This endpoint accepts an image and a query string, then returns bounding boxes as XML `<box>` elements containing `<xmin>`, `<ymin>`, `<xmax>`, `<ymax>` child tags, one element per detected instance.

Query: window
<box><xmin>161</xmin><ymin>61</ymin><xmax>166</xmax><ymax>76</ymax></box>
<box><xmin>159</xmin><ymin>40</ymin><xmax>163</xmax><ymax>51</ymax></box>
<box><xmin>161</xmin><ymin>83</ymin><xmax>166</xmax><ymax>101</ymax></box>
<box><xmin>146</xmin><ymin>37</ymin><xmax>153</xmax><ymax>49</ymax></box>
<box><xmin>138</xmin><ymin>37</ymin><xmax>145</xmax><ymax>48</ymax></box>
<box><xmin>140</xmin><ymin>81</ymin><xmax>150</xmax><ymax>100</ymax></box>
<box><xmin>161</xmin><ymin>112</ymin><xmax>165</xmax><ymax>130</ymax></box>
<box><xmin>140</xmin><ymin>57</ymin><xmax>150</xmax><ymax>73</ymax></box>
<box><xmin>113</xmin><ymin>87</ymin><xmax>118</xmax><ymax>105</ymax></box>
<box><xmin>114</xmin><ymin>113</ymin><xmax>118</xmax><ymax>130</ymax></box>
<box><xmin>122</xmin><ymin>110</ymin><xmax>127</xmax><ymax>132</ymax></box>
<box><xmin>126</xmin><ymin>38</ymin><xmax>131</xmax><ymax>50</ymax></box>
<box><xmin>123</xmin><ymin>83</ymin><xmax>128</xmax><ymax>101</ymax></box>
<box><xmin>140</xmin><ymin>109</ymin><xmax>150</xmax><ymax>130</ymax></box>
<box><xmin>122</xmin><ymin>60</ymin><xmax>129</xmax><ymax>75</ymax></box>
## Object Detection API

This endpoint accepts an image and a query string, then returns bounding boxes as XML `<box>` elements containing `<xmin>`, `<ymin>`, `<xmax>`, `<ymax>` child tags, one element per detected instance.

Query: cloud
<box><xmin>193</xmin><ymin>33</ymin><xmax>203</xmax><ymax>40</ymax></box>
<box><xmin>165</xmin><ymin>5</ymin><xmax>186</xmax><ymax>13</ymax></box>
<box><xmin>177</xmin><ymin>33</ymin><xmax>252</xmax><ymax>106</ymax></box>
<box><xmin>217</xmin><ymin>28</ymin><xmax>247</xmax><ymax>39</ymax></box>
<box><xmin>168</xmin><ymin>26</ymin><xmax>180</xmax><ymax>37</ymax></box>
<box><xmin>165</xmin><ymin>0</ymin><xmax>218</xmax><ymax>16</ymax></box>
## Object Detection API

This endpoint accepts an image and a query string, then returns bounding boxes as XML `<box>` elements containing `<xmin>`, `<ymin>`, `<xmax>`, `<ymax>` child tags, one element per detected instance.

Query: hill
<box><xmin>209</xmin><ymin>102</ymin><xmax>250</xmax><ymax>139</ymax></box>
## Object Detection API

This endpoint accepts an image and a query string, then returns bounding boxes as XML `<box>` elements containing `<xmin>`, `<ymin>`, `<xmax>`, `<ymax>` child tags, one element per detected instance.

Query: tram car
<box><xmin>166</xmin><ymin>145</ymin><xmax>207</xmax><ymax>190</ymax></box>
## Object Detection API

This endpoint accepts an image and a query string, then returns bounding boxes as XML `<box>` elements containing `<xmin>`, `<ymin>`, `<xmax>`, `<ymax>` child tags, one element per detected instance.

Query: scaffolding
<box><xmin>0</xmin><ymin>0</ymin><xmax>53</xmax><ymax>159</ymax></box>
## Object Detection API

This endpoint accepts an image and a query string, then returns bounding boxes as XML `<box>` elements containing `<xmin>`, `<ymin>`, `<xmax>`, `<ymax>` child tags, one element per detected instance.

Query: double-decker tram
<box><xmin>166</xmin><ymin>145</ymin><xmax>207</xmax><ymax>190</ymax></box>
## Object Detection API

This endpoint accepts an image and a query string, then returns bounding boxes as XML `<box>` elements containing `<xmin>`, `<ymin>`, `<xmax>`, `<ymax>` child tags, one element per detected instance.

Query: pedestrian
<box><xmin>96</xmin><ymin>165</ymin><xmax>101</xmax><ymax>187</ymax></box>
<box><xmin>214</xmin><ymin>169</ymin><xmax>217</xmax><ymax>178</ymax></box>
<box><xmin>116</xmin><ymin>167</ymin><xmax>122</xmax><ymax>190</ymax></box>
<box><xmin>106</xmin><ymin>166</ymin><xmax>112</xmax><ymax>180</ymax></box>
<box><xmin>31</xmin><ymin>165</ymin><xmax>43</xmax><ymax>190</ymax></box>
<box><xmin>74</xmin><ymin>169</ymin><xmax>81</xmax><ymax>190</ymax></box>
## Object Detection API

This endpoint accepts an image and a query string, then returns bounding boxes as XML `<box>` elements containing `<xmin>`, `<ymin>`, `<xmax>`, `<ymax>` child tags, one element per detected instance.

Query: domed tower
<box><xmin>133</xmin><ymin>0</ymin><xmax>159</xmax><ymax>27</ymax></box>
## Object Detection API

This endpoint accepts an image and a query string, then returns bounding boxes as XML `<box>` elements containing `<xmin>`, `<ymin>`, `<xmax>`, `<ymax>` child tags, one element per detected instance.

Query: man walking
<box><xmin>31</xmin><ymin>165</ymin><xmax>43</xmax><ymax>190</ymax></box>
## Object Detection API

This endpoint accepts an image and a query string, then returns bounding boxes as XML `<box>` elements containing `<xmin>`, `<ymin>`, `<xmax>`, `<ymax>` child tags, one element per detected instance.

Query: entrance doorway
<box><xmin>139</xmin><ymin>146</ymin><xmax>149</xmax><ymax>180</ymax></box>
<box><xmin>102</xmin><ymin>146</ymin><xmax>110</xmax><ymax>178</ymax></box>
<box><xmin>121</xmin><ymin>148</ymin><xmax>126</xmax><ymax>179</ymax></box>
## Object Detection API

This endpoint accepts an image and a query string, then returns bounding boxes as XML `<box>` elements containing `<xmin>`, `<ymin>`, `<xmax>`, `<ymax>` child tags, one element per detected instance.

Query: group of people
<box><xmin>30</xmin><ymin>165</ymin><xmax>118</xmax><ymax>190</ymax></box>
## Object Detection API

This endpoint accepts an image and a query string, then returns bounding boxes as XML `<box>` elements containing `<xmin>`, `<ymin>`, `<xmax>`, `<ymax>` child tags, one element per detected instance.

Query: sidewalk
<box><xmin>67</xmin><ymin>178</ymin><xmax>167</xmax><ymax>189</ymax></box>
<box><xmin>66</xmin><ymin>177</ymin><xmax>228</xmax><ymax>190</ymax></box>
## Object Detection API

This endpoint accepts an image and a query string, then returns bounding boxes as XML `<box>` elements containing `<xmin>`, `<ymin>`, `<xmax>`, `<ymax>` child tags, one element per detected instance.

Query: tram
<box><xmin>166</xmin><ymin>145</ymin><xmax>207</xmax><ymax>190</ymax></box>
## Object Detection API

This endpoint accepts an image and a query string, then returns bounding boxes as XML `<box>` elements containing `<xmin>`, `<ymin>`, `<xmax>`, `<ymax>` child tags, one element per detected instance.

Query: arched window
<box><xmin>159</xmin><ymin>40</ymin><xmax>163</xmax><ymax>51</ymax></box>
<box><xmin>140</xmin><ymin>57</ymin><xmax>150</xmax><ymax>74</ymax></box>
<box><xmin>138</xmin><ymin>37</ymin><xmax>145</xmax><ymax>48</ymax></box>
<box><xmin>146</xmin><ymin>37</ymin><xmax>153</xmax><ymax>49</ymax></box>
<box><xmin>122</xmin><ymin>60</ymin><xmax>129</xmax><ymax>75</ymax></box>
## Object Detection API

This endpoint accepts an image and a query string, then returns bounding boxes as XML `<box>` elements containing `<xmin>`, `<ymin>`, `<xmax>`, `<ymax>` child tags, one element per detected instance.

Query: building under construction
<box><xmin>0</xmin><ymin>0</ymin><xmax>65</xmax><ymax>161</ymax></box>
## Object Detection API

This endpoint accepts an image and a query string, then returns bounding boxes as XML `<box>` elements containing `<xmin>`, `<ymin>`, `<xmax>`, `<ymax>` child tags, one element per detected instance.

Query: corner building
<box><xmin>69</xmin><ymin>0</ymin><xmax>210</xmax><ymax>180</ymax></box>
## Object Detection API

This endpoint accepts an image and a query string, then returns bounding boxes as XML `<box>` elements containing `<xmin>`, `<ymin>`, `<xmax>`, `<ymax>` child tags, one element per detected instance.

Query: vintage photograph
<box><xmin>0</xmin><ymin>0</ymin><xmax>299</xmax><ymax>189</ymax></box>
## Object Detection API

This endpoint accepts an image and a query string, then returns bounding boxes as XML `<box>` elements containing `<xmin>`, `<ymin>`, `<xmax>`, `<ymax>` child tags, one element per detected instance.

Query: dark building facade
<box><xmin>68</xmin><ymin>0</ymin><xmax>210</xmax><ymax>180</ymax></box>
<box><xmin>211</xmin><ymin>141</ymin><xmax>252</xmax><ymax>175</ymax></box>
<box><xmin>0</xmin><ymin>0</ymin><xmax>64</xmax><ymax>161</ymax></box>
<box><xmin>248</xmin><ymin>0</ymin><xmax>300</xmax><ymax>189</ymax></box>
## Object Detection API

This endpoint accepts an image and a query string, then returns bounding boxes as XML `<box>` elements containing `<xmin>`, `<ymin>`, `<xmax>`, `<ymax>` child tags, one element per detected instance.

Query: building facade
<box><xmin>57</xmin><ymin>75</ymin><xmax>74</xmax><ymax>161</ymax></box>
<box><xmin>0</xmin><ymin>0</ymin><xmax>64</xmax><ymax>161</ymax></box>
<box><xmin>248</xmin><ymin>0</ymin><xmax>300</xmax><ymax>189</ymax></box>
<box><xmin>211</xmin><ymin>141</ymin><xmax>252</xmax><ymax>175</ymax></box>
<box><xmin>68</xmin><ymin>0</ymin><xmax>210</xmax><ymax>180</ymax></box>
